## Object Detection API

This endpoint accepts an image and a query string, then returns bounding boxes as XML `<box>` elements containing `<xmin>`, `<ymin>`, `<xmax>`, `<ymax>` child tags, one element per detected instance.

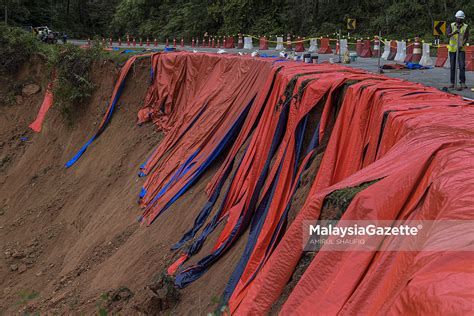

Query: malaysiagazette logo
<box><xmin>309</xmin><ymin>223</ymin><xmax>422</xmax><ymax>238</ymax></box>
<box><xmin>303</xmin><ymin>220</ymin><xmax>473</xmax><ymax>252</ymax></box>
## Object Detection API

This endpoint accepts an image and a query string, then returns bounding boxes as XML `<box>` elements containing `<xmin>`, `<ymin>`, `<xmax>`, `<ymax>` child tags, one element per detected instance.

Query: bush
<box><xmin>0</xmin><ymin>26</ymin><xmax>40</xmax><ymax>73</ymax></box>
<box><xmin>51</xmin><ymin>43</ymin><xmax>102</xmax><ymax>124</ymax></box>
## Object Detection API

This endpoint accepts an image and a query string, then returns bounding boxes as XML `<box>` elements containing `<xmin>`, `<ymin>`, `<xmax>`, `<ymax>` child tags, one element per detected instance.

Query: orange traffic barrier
<box><xmin>404</xmin><ymin>42</ymin><xmax>414</xmax><ymax>62</ymax></box>
<box><xmin>225</xmin><ymin>36</ymin><xmax>235</xmax><ymax>49</ymax></box>
<box><xmin>295</xmin><ymin>36</ymin><xmax>304</xmax><ymax>52</ymax></box>
<box><xmin>318</xmin><ymin>38</ymin><xmax>332</xmax><ymax>54</ymax></box>
<box><xmin>466</xmin><ymin>46</ymin><xmax>474</xmax><ymax>71</ymax></box>
<box><xmin>359</xmin><ymin>40</ymin><xmax>372</xmax><ymax>58</ymax></box>
<box><xmin>259</xmin><ymin>36</ymin><xmax>269</xmax><ymax>50</ymax></box>
<box><xmin>387</xmin><ymin>40</ymin><xmax>397</xmax><ymax>60</ymax></box>
<box><xmin>356</xmin><ymin>39</ymin><xmax>362</xmax><ymax>55</ymax></box>
<box><xmin>286</xmin><ymin>34</ymin><xmax>292</xmax><ymax>50</ymax></box>
<box><xmin>412</xmin><ymin>37</ymin><xmax>422</xmax><ymax>63</ymax></box>
<box><xmin>435</xmin><ymin>46</ymin><xmax>448</xmax><ymax>67</ymax></box>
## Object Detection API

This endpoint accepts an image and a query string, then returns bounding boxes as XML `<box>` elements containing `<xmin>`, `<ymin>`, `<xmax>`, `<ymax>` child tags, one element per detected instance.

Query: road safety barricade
<box><xmin>243</xmin><ymin>36</ymin><xmax>253</xmax><ymax>49</ymax></box>
<box><xmin>435</xmin><ymin>46</ymin><xmax>448</xmax><ymax>67</ymax></box>
<box><xmin>412</xmin><ymin>38</ymin><xmax>422</xmax><ymax>63</ymax></box>
<box><xmin>259</xmin><ymin>36</ymin><xmax>269</xmax><ymax>50</ymax></box>
<box><xmin>394</xmin><ymin>41</ymin><xmax>406</xmax><ymax>62</ymax></box>
<box><xmin>237</xmin><ymin>34</ymin><xmax>243</xmax><ymax>49</ymax></box>
<box><xmin>387</xmin><ymin>40</ymin><xmax>397</xmax><ymax>60</ymax></box>
<box><xmin>225</xmin><ymin>36</ymin><xmax>234</xmax><ymax>49</ymax></box>
<box><xmin>381</xmin><ymin>40</ymin><xmax>390</xmax><ymax>60</ymax></box>
<box><xmin>356</xmin><ymin>39</ymin><xmax>362</xmax><ymax>55</ymax></box>
<box><xmin>340</xmin><ymin>39</ymin><xmax>348</xmax><ymax>55</ymax></box>
<box><xmin>295</xmin><ymin>37</ymin><xmax>305</xmax><ymax>52</ymax></box>
<box><xmin>308</xmin><ymin>38</ymin><xmax>318</xmax><ymax>52</ymax></box>
<box><xmin>359</xmin><ymin>40</ymin><xmax>372</xmax><ymax>58</ymax></box>
<box><xmin>466</xmin><ymin>46</ymin><xmax>474</xmax><ymax>71</ymax></box>
<box><xmin>419</xmin><ymin>43</ymin><xmax>434</xmax><ymax>67</ymax></box>
<box><xmin>275</xmin><ymin>37</ymin><xmax>284</xmax><ymax>50</ymax></box>
<box><xmin>373</xmin><ymin>36</ymin><xmax>380</xmax><ymax>56</ymax></box>
<box><xmin>318</xmin><ymin>38</ymin><xmax>332</xmax><ymax>54</ymax></box>
<box><xmin>404</xmin><ymin>42</ymin><xmax>413</xmax><ymax>62</ymax></box>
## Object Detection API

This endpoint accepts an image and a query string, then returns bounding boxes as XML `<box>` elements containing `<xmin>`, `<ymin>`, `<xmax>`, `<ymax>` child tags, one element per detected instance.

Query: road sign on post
<box><xmin>347</xmin><ymin>18</ymin><xmax>356</xmax><ymax>30</ymax></box>
<box><xmin>433</xmin><ymin>21</ymin><xmax>446</xmax><ymax>36</ymax></box>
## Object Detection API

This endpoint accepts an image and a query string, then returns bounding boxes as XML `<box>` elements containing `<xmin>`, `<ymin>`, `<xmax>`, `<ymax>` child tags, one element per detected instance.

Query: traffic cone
<box><xmin>181</xmin><ymin>37</ymin><xmax>184</xmax><ymax>48</ymax></box>
<box><xmin>173</xmin><ymin>38</ymin><xmax>176</xmax><ymax>48</ymax></box>
<box><xmin>109</xmin><ymin>37</ymin><xmax>112</xmax><ymax>47</ymax></box>
<box><xmin>223</xmin><ymin>37</ymin><xmax>226</xmax><ymax>48</ymax></box>
<box><xmin>335</xmin><ymin>39</ymin><xmax>340</xmax><ymax>55</ymax></box>
<box><xmin>118</xmin><ymin>37</ymin><xmax>122</xmax><ymax>46</ymax></box>
<box><xmin>139</xmin><ymin>38</ymin><xmax>143</xmax><ymax>46</ymax></box>
<box><xmin>154</xmin><ymin>38</ymin><xmax>157</xmax><ymax>47</ymax></box>
<box><xmin>212</xmin><ymin>37</ymin><xmax>215</xmax><ymax>48</ymax></box>
<box><xmin>192</xmin><ymin>37</ymin><xmax>195</xmax><ymax>48</ymax></box>
<box><xmin>146</xmin><ymin>38</ymin><xmax>150</xmax><ymax>47</ymax></box>
<box><xmin>217</xmin><ymin>38</ymin><xmax>220</xmax><ymax>48</ymax></box>
<box><xmin>126</xmin><ymin>35</ymin><xmax>130</xmax><ymax>46</ymax></box>
<box><xmin>412</xmin><ymin>37</ymin><xmax>422</xmax><ymax>63</ymax></box>
<box><xmin>87</xmin><ymin>38</ymin><xmax>91</xmax><ymax>46</ymax></box>
<box><xmin>132</xmin><ymin>38</ymin><xmax>136</xmax><ymax>46</ymax></box>
<box><xmin>208</xmin><ymin>37</ymin><xmax>211</xmax><ymax>48</ymax></box>
<box><xmin>166</xmin><ymin>38</ymin><xmax>169</xmax><ymax>47</ymax></box>
<box><xmin>196</xmin><ymin>37</ymin><xmax>199</xmax><ymax>47</ymax></box>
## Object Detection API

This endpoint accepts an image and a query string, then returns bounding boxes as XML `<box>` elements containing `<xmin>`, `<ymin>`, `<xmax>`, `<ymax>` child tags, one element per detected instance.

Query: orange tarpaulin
<box><xmin>29</xmin><ymin>82</ymin><xmax>54</xmax><ymax>132</ymax></box>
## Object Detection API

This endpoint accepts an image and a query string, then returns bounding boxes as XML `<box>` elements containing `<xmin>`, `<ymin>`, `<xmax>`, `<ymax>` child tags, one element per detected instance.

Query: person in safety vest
<box><xmin>446</xmin><ymin>10</ymin><xmax>469</xmax><ymax>90</ymax></box>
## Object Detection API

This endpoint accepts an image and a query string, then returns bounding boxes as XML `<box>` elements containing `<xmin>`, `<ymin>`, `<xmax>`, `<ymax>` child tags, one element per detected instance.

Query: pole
<box><xmin>377</xmin><ymin>31</ymin><xmax>382</xmax><ymax>74</ymax></box>
<box><xmin>338</xmin><ymin>29</ymin><xmax>341</xmax><ymax>63</ymax></box>
<box><xmin>454</xmin><ymin>30</ymin><xmax>460</xmax><ymax>90</ymax></box>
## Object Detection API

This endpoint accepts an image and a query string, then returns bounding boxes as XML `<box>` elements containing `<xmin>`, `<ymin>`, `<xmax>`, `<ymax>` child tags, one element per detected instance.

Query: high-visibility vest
<box><xmin>448</xmin><ymin>22</ymin><xmax>468</xmax><ymax>52</ymax></box>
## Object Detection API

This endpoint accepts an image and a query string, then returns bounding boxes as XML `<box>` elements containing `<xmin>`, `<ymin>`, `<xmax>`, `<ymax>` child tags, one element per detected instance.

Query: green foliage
<box><xmin>324</xmin><ymin>179</ymin><xmax>380</xmax><ymax>213</ymax></box>
<box><xmin>0</xmin><ymin>25</ymin><xmax>40</xmax><ymax>73</ymax></box>
<box><xmin>51</xmin><ymin>43</ymin><xmax>100</xmax><ymax>124</ymax></box>
<box><xmin>2</xmin><ymin>0</ymin><xmax>474</xmax><ymax>40</ymax></box>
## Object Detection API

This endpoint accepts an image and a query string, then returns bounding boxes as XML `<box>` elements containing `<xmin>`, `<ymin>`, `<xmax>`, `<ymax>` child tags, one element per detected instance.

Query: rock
<box><xmin>35</xmin><ymin>271</ymin><xmax>43</xmax><ymax>277</ymax></box>
<box><xmin>10</xmin><ymin>264</ymin><xmax>18</xmax><ymax>271</ymax></box>
<box><xmin>15</xmin><ymin>95</ymin><xmax>24</xmax><ymax>104</ymax></box>
<box><xmin>22</xmin><ymin>84</ymin><xmax>41</xmax><ymax>96</ymax></box>
<box><xmin>12</xmin><ymin>250</ymin><xmax>25</xmax><ymax>259</ymax></box>
<box><xmin>18</xmin><ymin>263</ymin><xmax>27</xmax><ymax>274</ymax></box>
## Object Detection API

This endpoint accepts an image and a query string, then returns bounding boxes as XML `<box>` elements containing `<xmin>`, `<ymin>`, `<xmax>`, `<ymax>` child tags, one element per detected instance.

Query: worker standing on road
<box><xmin>447</xmin><ymin>10</ymin><xmax>469</xmax><ymax>90</ymax></box>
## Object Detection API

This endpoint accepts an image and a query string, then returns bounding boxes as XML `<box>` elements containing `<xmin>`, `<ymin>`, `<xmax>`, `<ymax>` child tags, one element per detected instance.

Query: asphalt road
<box><xmin>70</xmin><ymin>39</ymin><xmax>474</xmax><ymax>99</ymax></box>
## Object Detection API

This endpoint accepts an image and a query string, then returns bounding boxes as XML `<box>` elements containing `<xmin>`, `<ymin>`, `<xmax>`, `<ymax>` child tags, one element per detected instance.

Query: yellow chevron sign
<box><xmin>433</xmin><ymin>21</ymin><xmax>446</xmax><ymax>36</ymax></box>
<box><xmin>347</xmin><ymin>18</ymin><xmax>356</xmax><ymax>30</ymax></box>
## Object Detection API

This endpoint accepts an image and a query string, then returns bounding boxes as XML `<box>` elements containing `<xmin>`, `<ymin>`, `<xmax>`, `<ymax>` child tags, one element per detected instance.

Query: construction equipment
<box><xmin>33</xmin><ymin>26</ymin><xmax>59</xmax><ymax>44</ymax></box>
